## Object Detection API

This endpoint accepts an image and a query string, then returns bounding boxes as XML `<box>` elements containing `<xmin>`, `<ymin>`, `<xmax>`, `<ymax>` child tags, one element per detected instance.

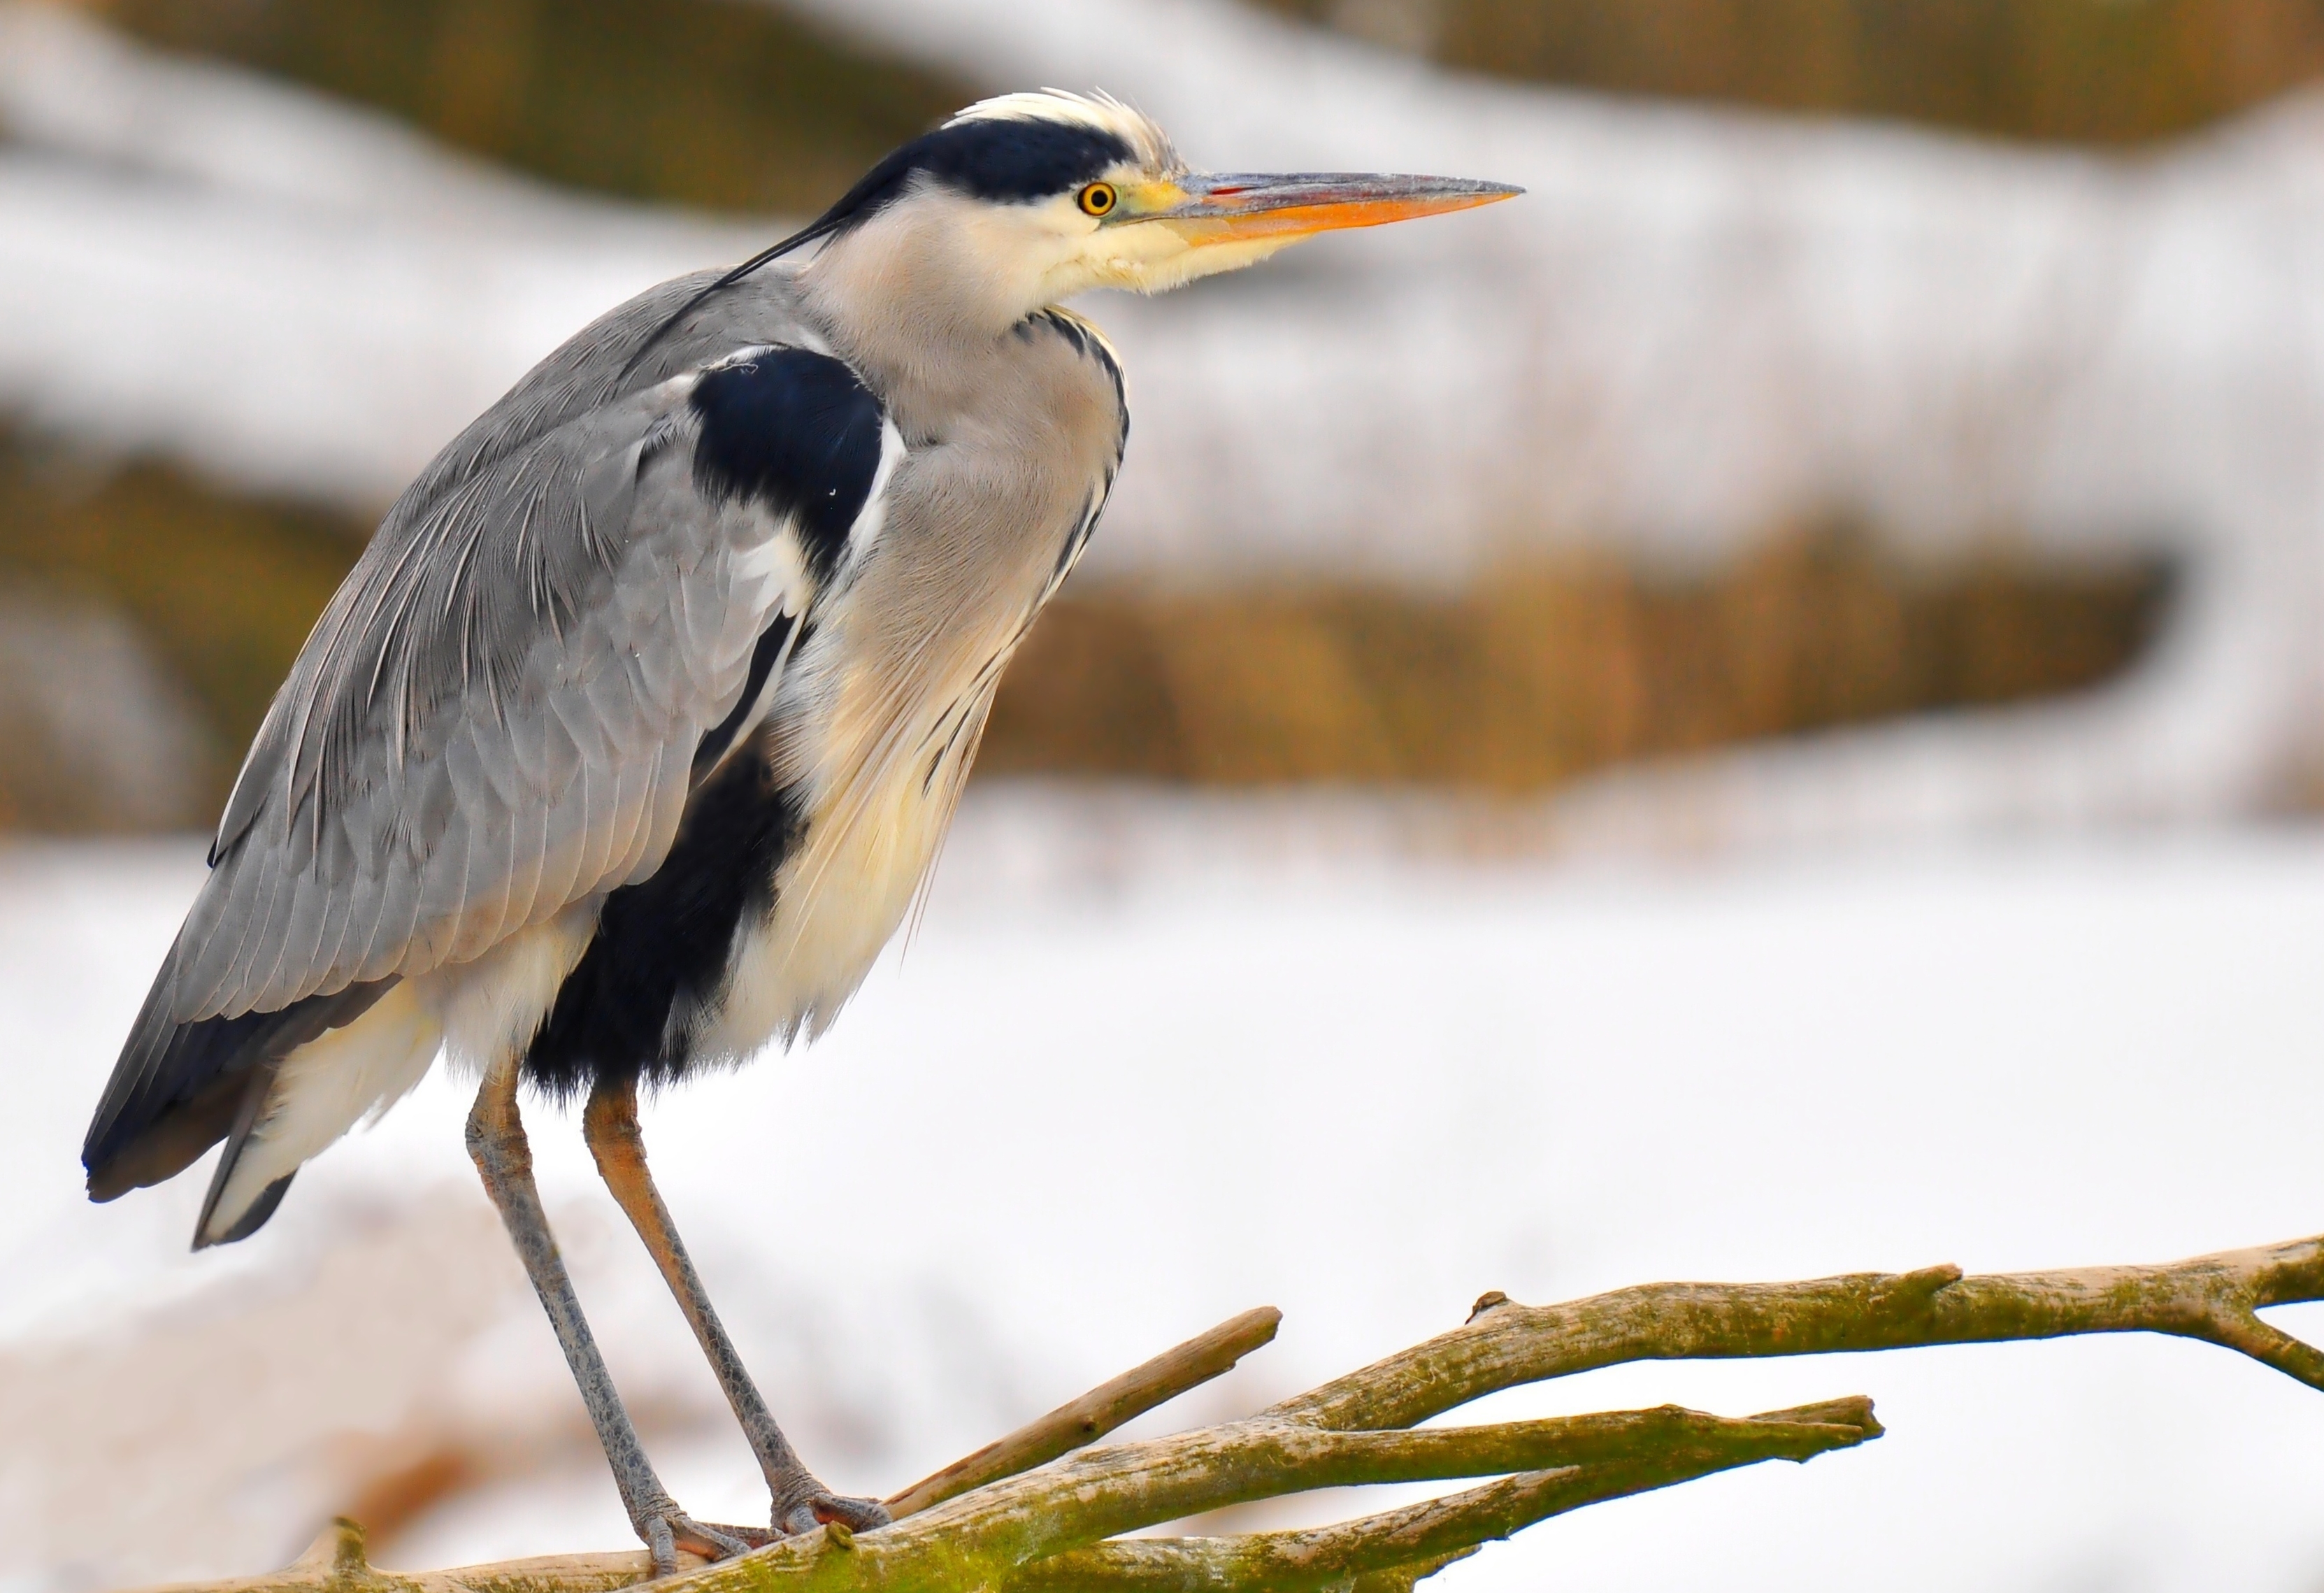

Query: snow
<box><xmin>5</xmin><ymin>790</ymin><xmax>2324</xmax><ymax>1591</ymax></box>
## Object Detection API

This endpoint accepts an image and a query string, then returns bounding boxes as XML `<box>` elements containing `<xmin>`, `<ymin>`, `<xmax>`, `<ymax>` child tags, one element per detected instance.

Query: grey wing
<box><xmin>188</xmin><ymin>406</ymin><xmax>780</xmax><ymax>1018</ymax></box>
<box><xmin>85</xmin><ymin>313</ymin><xmax>900</xmax><ymax>1199</ymax></box>
<box><xmin>80</xmin><ymin>367</ymin><xmax>803</xmax><ymax>1191</ymax></box>
<box><xmin>398</xmin><ymin>265</ymin><xmax>833</xmax><ymax>515</ymax></box>
<box><xmin>164</xmin><ymin>266</ymin><xmax>843</xmax><ymax>1027</ymax></box>
<box><xmin>178</xmin><ymin>398</ymin><xmax>808</xmax><ymax>1024</ymax></box>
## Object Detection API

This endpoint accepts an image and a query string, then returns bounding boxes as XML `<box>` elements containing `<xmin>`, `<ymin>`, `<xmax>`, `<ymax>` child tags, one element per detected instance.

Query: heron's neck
<box><xmin>795</xmin><ymin>197</ymin><xmax>1062</xmax><ymax>424</ymax></box>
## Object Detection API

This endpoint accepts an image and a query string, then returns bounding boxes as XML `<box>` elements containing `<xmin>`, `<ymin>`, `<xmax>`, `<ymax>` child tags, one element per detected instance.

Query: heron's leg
<box><xmin>466</xmin><ymin>1059</ymin><xmax>770</xmax><ymax>1571</ymax></box>
<box><xmin>584</xmin><ymin>1073</ymin><xmax>894</xmax><ymax>1538</ymax></box>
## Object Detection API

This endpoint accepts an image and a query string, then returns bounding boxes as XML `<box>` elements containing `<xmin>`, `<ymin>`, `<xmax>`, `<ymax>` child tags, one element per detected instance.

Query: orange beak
<box><xmin>1152</xmin><ymin>171</ymin><xmax>1521</xmax><ymax>244</ymax></box>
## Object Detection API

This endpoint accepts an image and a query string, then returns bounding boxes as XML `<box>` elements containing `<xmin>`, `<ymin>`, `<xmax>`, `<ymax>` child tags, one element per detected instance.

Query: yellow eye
<box><xmin>1078</xmin><ymin>182</ymin><xmax>1117</xmax><ymax>217</ymax></box>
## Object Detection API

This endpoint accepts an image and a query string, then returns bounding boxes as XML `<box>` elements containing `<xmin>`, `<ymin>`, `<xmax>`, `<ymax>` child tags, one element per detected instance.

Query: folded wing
<box><xmin>84</xmin><ymin>275</ymin><xmax>891</xmax><ymax>1201</ymax></box>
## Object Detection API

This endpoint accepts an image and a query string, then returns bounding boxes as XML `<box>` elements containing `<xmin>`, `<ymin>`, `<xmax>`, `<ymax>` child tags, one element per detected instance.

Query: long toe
<box><xmin>780</xmin><ymin>1492</ymin><xmax>894</xmax><ymax>1538</ymax></box>
<box><xmin>684</xmin><ymin>1517</ymin><xmax>778</xmax><ymax>1553</ymax></box>
<box><xmin>644</xmin><ymin>1511</ymin><xmax>770</xmax><ymax>1575</ymax></box>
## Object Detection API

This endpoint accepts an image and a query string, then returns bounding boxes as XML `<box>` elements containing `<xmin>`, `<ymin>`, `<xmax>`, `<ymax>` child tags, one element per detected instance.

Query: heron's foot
<box><xmin>636</xmin><ymin>1503</ymin><xmax>774</xmax><ymax>1577</ymax></box>
<box><xmin>773</xmin><ymin>1480</ymin><xmax>894</xmax><ymax>1538</ymax></box>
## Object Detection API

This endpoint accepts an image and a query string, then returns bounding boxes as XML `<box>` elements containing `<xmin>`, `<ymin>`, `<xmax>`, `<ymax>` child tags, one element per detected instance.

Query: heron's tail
<box><xmin>83</xmin><ymin>955</ymin><xmax>394</xmax><ymax>1244</ymax></box>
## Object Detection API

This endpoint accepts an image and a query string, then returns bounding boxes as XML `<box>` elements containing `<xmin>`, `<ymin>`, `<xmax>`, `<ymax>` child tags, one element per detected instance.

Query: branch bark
<box><xmin>122</xmin><ymin>1232</ymin><xmax>2324</xmax><ymax>1593</ymax></box>
<box><xmin>885</xmin><ymin>1306</ymin><xmax>1282</xmax><ymax>1517</ymax></box>
<box><xmin>1272</xmin><ymin>1233</ymin><xmax>2324</xmax><ymax>1432</ymax></box>
<box><xmin>1003</xmin><ymin>1398</ymin><xmax>1881</xmax><ymax>1593</ymax></box>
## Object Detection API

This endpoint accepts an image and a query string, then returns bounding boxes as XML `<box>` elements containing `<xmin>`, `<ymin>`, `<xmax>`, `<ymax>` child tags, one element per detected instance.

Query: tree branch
<box><xmin>1272</xmin><ymin>1234</ymin><xmax>2324</xmax><ymax>1431</ymax></box>
<box><xmin>886</xmin><ymin>1307</ymin><xmax>1282</xmax><ymax>1516</ymax></box>
<box><xmin>114</xmin><ymin>1232</ymin><xmax>2324</xmax><ymax>1593</ymax></box>
<box><xmin>127</xmin><ymin>1518</ymin><xmax>664</xmax><ymax>1593</ymax></box>
<box><xmin>1004</xmin><ymin>1399</ymin><xmax>1881</xmax><ymax>1593</ymax></box>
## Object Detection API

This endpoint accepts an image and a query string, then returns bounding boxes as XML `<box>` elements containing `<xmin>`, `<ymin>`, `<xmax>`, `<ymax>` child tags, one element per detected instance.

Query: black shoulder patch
<box><xmin>810</xmin><ymin>117</ymin><xmax>1135</xmax><ymax>232</ymax></box>
<box><xmin>691</xmin><ymin>348</ymin><xmax>884</xmax><ymax>583</ymax></box>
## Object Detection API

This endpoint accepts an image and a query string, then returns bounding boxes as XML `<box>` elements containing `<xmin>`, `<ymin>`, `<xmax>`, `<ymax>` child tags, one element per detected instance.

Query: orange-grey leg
<box><xmin>584</xmin><ymin>1075</ymin><xmax>894</xmax><ymax>1538</ymax></box>
<box><xmin>466</xmin><ymin>1059</ymin><xmax>769</xmax><ymax>1572</ymax></box>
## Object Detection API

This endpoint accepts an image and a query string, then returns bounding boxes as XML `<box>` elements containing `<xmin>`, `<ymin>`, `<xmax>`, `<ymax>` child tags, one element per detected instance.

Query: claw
<box><xmin>641</xmin><ymin>1509</ymin><xmax>770</xmax><ymax>1576</ymax></box>
<box><xmin>779</xmin><ymin>1491</ymin><xmax>894</xmax><ymax>1538</ymax></box>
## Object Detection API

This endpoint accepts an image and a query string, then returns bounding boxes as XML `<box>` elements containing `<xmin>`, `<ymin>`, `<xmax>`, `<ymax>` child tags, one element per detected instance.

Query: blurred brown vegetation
<box><xmin>1260</xmin><ymin>0</ymin><xmax>2324</xmax><ymax>143</ymax></box>
<box><xmin>85</xmin><ymin>0</ymin><xmax>2324</xmax><ymax>223</ymax></box>
<box><xmin>983</xmin><ymin>533</ymin><xmax>2171</xmax><ymax>787</ymax></box>
<box><xmin>0</xmin><ymin>441</ymin><xmax>357</xmax><ymax>829</ymax></box>
<box><xmin>73</xmin><ymin>0</ymin><xmax>971</xmax><ymax>213</ymax></box>
<box><xmin>0</xmin><ymin>443</ymin><xmax>355</xmax><ymax>756</ymax></box>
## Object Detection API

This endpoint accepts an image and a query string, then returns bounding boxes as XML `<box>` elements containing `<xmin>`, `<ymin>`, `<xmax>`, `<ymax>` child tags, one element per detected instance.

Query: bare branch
<box><xmin>1342</xmin><ymin>1550</ymin><xmax>1477</xmax><ymax>1593</ymax></box>
<box><xmin>1272</xmin><ymin>1235</ymin><xmax>2324</xmax><ymax>1431</ymax></box>
<box><xmin>670</xmin><ymin>1403</ymin><xmax>1879</xmax><ymax>1593</ymax></box>
<box><xmin>887</xmin><ymin>1308</ymin><xmax>1282</xmax><ymax>1517</ymax></box>
<box><xmin>1004</xmin><ymin>1398</ymin><xmax>1881</xmax><ymax>1593</ymax></box>
<box><xmin>124</xmin><ymin>1520</ymin><xmax>664</xmax><ymax>1593</ymax></box>
<box><xmin>1003</xmin><ymin>1475</ymin><xmax>1580</xmax><ymax>1593</ymax></box>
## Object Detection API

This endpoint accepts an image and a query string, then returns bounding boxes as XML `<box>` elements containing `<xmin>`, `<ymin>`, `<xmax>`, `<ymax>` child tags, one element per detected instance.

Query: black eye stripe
<box><xmin>619</xmin><ymin>112</ymin><xmax>1150</xmax><ymax>378</ymax></box>
<box><xmin>810</xmin><ymin>117</ymin><xmax>1137</xmax><ymax>234</ymax></box>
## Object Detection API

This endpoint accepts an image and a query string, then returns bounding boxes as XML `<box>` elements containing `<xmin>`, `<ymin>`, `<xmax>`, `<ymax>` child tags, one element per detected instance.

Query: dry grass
<box><xmin>0</xmin><ymin>441</ymin><xmax>359</xmax><ymax>780</ymax></box>
<box><xmin>982</xmin><ymin>529</ymin><xmax>2173</xmax><ymax>788</ymax></box>
<box><xmin>67</xmin><ymin>0</ymin><xmax>973</xmax><ymax>215</ymax></box>
<box><xmin>1258</xmin><ymin>0</ymin><xmax>2324</xmax><ymax>143</ymax></box>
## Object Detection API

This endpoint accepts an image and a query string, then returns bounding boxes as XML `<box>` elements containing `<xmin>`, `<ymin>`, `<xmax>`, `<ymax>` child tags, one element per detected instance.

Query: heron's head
<box><xmin>794</xmin><ymin>90</ymin><xmax>1519</xmax><ymax>340</ymax></box>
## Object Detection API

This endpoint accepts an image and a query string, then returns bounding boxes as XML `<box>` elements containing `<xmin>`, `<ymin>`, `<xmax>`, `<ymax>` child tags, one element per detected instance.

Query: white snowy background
<box><xmin>6</xmin><ymin>798</ymin><xmax>2324</xmax><ymax>1593</ymax></box>
<box><xmin>4</xmin><ymin>1</ymin><xmax>2324</xmax><ymax>1590</ymax></box>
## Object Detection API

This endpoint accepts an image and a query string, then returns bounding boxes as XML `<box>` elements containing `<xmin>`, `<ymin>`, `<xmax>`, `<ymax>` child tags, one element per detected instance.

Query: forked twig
<box><xmin>1003</xmin><ymin>1399</ymin><xmax>1883</xmax><ymax>1593</ymax></box>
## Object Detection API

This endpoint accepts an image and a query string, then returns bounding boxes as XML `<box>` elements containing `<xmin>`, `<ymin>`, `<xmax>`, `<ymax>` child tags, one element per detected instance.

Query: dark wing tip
<box><xmin>84</xmin><ymin>1065</ymin><xmax>248</xmax><ymax>1201</ymax></box>
<box><xmin>84</xmin><ymin>982</ymin><xmax>394</xmax><ymax>1203</ymax></box>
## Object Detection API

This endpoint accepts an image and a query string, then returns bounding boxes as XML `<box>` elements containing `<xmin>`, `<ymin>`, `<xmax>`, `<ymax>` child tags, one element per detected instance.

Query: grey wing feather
<box><xmin>168</xmin><ymin>271</ymin><xmax>825</xmax><ymax>1027</ymax></box>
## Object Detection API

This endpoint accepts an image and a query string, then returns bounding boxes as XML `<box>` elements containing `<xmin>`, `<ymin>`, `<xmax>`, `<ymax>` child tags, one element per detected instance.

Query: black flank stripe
<box><xmin>524</xmin><ymin>750</ymin><xmax>805</xmax><ymax>1097</ymax></box>
<box><xmin>691</xmin><ymin>615</ymin><xmax>797</xmax><ymax>780</ymax></box>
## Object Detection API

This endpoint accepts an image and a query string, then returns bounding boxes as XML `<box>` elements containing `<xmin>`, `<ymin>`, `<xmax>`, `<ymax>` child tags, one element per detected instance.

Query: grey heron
<box><xmin>80</xmin><ymin>90</ymin><xmax>1516</xmax><ymax>1564</ymax></box>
